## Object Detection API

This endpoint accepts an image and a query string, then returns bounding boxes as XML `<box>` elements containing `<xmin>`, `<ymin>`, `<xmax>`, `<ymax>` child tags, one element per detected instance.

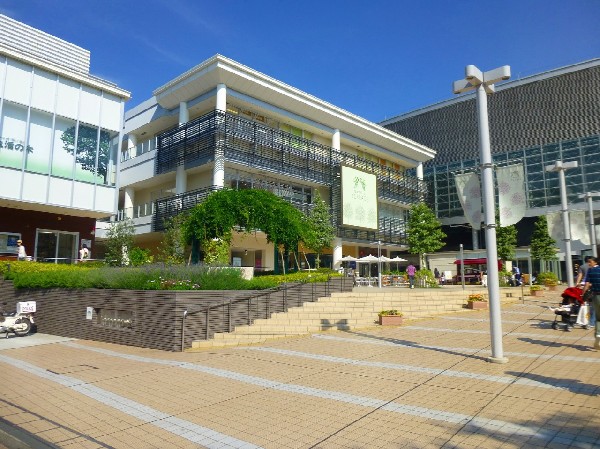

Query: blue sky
<box><xmin>2</xmin><ymin>0</ymin><xmax>599</xmax><ymax>123</ymax></box>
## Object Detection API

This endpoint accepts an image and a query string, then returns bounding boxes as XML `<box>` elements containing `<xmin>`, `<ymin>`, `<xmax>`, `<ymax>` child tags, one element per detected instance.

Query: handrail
<box><xmin>180</xmin><ymin>275</ymin><xmax>349</xmax><ymax>351</ymax></box>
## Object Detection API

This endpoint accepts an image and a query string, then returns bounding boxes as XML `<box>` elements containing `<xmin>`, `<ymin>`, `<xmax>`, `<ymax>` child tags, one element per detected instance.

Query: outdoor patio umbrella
<box><xmin>390</xmin><ymin>255</ymin><xmax>408</xmax><ymax>271</ymax></box>
<box><xmin>339</xmin><ymin>255</ymin><xmax>358</xmax><ymax>261</ymax></box>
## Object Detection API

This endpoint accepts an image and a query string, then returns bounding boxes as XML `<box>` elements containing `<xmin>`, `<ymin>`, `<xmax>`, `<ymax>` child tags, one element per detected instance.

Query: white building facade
<box><xmin>0</xmin><ymin>15</ymin><xmax>130</xmax><ymax>261</ymax></box>
<box><xmin>120</xmin><ymin>55</ymin><xmax>434</xmax><ymax>272</ymax></box>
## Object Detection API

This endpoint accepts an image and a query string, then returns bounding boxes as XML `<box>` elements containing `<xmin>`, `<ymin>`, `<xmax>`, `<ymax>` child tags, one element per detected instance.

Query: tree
<box><xmin>61</xmin><ymin>125</ymin><xmax>111</xmax><ymax>183</ymax></box>
<box><xmin>157</xmin><ymin>215</ymin><xmax>187</xmax><ymax>265</ymax></box>
<box><xmin>105</xmin><ymin>219</ymin><xmax>135</xmax><ymax>266</ymax></box>
<box><xmin>303</xmin><ymin>191</ymin><xmax>336</xmax><ymax>269</ymax></box>
<box><xmin>406</xmin><ymin>203</ymin><xmax>446</xmax><ymax>268</ymax></box>
<box><xmin>182</xmin><ymin>189</ymin><xmax>309</xmax><ymax>272</ymax></box>
<box><xmin>530</xmin><ymin>215</ymin><xmax>558</xmax><ymax>271</ymax></box>
<box><xmin>496</xmin><ymin>211</ymin><xmax>518</xmax><ymax>262</ymax></box>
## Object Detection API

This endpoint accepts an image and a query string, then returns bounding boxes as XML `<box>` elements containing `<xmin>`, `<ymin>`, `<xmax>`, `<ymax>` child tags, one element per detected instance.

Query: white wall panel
<box><xmin>55</xmin><ymin>78</ymin><xmax>79</xmax><ymax>120</ymax></box>
<box><xmin>21</xmin><ymin>172</ymin><xmax>48</xmax><ymax>203</ymax></box>
<box><xmin>0</xmin><ymin>56</ymin><xmax>6</xmax><ymax>99</ymax></box>
<box><xmin>0</xmin><ymin>167</ymin><xmax>21</xmax><ymax>199</ymax></box>
<box><xmin>31</xmin><ymin>68</ymin><xmax>57</xmax><ymax>113</ymax></box>
<box><xmin>95</xmin><ymin>185</ymin><xmax>117</xmax><ymax>213</ymax></box>
<box><xmin>3</xmin><ymin>59</ymin><xmax>31</xmax><ymax>105</ymax></box>
<box><xmin>79</xmin><ymin>85</ymin><xmax>101</xmax><ymax>125</ymax></box>
<box><xmin>72</xmin><ymin>181</ymin><xmax>95</xmax><ymax>210</ymax></box>
<box><xmin>48</xmin><ymin>177</ymin><xmax>72</xmax><ymax>206</ymax></box>
<box><xmin>101</xmin><ymin>93</ymin><xmax>121</xmax><ymax>131</ymax></box>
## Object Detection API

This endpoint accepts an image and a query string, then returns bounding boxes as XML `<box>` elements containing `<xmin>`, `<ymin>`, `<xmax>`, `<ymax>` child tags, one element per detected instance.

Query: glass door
<box><xmin>35</xmin><ymin>229</ymin><xmax>78</xmax><ymax>263</ymax></box>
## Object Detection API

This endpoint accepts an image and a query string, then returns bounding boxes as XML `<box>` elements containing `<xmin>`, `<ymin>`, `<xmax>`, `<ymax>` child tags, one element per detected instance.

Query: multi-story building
<box><xmin>0</xmin><ymin>15</ymin><xmax>130</xmax><ymax>261</ymax></box>
<box><xmin>118</xmin><ymin>55</ymin><xmax>434</xmax><ymax>272</ymax></box>
<box><xmin>381</xmin><ymin>60</ymin><xmax>600</xmax><ymax>273</ymax></box>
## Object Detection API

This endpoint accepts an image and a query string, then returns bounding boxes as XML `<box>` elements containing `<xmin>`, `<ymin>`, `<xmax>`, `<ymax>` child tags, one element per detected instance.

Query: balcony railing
<box><xmin>155</xmin><ymin>110</ymin><xmax>426</xmax><ymax>204</ymax></box>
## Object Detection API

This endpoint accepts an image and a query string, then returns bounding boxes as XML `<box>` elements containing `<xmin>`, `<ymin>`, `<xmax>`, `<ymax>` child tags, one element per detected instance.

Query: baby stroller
<box><xmin>550</xmin><ymin>287</ymin><xmax>586</xmax><ymax>331</ymax></box>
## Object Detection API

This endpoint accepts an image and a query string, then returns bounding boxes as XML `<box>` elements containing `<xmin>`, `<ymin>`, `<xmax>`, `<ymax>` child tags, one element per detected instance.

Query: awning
<box><xmin>454</xmin><ymin>258</ymin><xmax>488</xmax><ymax>265</ymax></box>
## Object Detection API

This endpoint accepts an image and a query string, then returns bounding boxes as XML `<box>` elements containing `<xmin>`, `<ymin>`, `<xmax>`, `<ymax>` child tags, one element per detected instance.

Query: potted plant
<box><xmin>537</xmin><ymin>271</ymin><xmax>559</xmax><ymax>290</ymax></box>
<box><xmin>378</xmin><ymin>309</ymin><xmax>404</xmax><ymax>325</ymax></box>
<box><xmin>466</xmin><ymin>293</ymin><xmax>488</xmax><ymax>310</ymax></box>
<box><xmin>530</xmin><ymin>284</ymin><xmax>544</xmax><ymax>297</ymax></box>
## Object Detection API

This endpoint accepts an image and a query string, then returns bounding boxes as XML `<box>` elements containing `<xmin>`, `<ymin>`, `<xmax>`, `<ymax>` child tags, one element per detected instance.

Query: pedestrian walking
<box><xmin>582</xmin><ymin>257</ymin><xmax>600</xmax><ymax>350</ymax></box>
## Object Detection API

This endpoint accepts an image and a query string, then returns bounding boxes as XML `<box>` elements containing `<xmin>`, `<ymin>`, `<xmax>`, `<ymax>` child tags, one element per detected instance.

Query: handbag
<box><xmin>576</xmin><ymin>304</ymin><xmax>589</xmax><ymax>327</ymax></box>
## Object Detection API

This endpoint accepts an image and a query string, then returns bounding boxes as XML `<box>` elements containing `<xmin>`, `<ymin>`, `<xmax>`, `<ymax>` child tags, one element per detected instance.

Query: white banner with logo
<box><xmin>496</xmin><ymin>164</ymin><xmax>526</xmax><ymax>227</ymax></box>
<box><xmin>454</xmin><ymin>172</ymin><xmax>482</xmax><ymax>230</ymax></box>
<box><xmin>569</xmin><ymin>210</ymin><xmax>590</xmax><ymax>245</ymax></box>
<box><xmin>547</xmin><ymin>212</ymin><xmax>564</xmax><ymax>241</ymax></box>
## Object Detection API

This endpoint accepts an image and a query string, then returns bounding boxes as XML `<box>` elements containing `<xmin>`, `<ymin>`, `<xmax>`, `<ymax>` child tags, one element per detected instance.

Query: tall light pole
<box><xmin>579</xmin><ymin>192</ymin><xmax>599</xmax><ymax>258</ymax></box>
<box><xmin>546</xmin><ymin>161</ymin><xmax>578</xmax><ymax>286</ymax></box>
<box><xmin>454</xmin><ymin>64</ymin><xmax>510</xmax><ymax>364</ymax></box>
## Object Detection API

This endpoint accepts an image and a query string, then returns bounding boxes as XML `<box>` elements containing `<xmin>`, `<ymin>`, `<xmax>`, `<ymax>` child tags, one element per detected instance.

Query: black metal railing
<box><xmin>180</xmin><ymin>275</ymin><xmax>353</xmax><ymax>350</ymax></box>
<box><xmin>155</xmin><ymin>110</ymin><xmax>426</xmax><ymax>200</ymax></box>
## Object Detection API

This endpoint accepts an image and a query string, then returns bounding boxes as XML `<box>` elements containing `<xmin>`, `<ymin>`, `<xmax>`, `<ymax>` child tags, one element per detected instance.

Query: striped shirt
<box><xmin>586</xmin><ymin>265</ymin><xmax>600</xmax><ymax>293</ymax></box>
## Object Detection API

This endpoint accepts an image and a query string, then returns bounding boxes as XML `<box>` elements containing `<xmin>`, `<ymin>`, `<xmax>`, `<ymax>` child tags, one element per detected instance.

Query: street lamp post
<box><xmin>579</xmin><ymin>192</ymin><xmax>600</xmax><ymax>258</ymax></box>
<box><xmin>546</xmin><ymin>161</ymin><xmax>578</xmax><ymax>286</ymax></box>
<box><xmin>377</xmin><ymin>240</ymin><xmax>382</xmax><ymax>288</ymax></box>
<box><xmin>454</xmin><ymin>64</ymin><xmax>510</xmax><ymax>364</ymax></box>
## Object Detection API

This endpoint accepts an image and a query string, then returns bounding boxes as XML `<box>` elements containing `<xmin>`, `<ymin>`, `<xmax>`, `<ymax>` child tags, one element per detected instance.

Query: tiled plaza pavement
<box><xmin>0</xmin><ymin>297</ymin><xmax>598</xmax><ymax>449</ymax></box>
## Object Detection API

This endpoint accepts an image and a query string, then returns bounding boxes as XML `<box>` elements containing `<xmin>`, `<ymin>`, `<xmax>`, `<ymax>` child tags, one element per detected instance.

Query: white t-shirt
<box><xmin>18</xmin><ymin>245</ymin><xmax>26</xmax><ymax>259</ymax></box>
<box><xmin>79</xmin><ymin>247</ymin><xmax>89</xmax><ymax>259</ymax></box>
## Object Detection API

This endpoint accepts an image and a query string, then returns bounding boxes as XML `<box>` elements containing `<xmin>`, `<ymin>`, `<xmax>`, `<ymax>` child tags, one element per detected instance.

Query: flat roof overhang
<box><xmin>152</xmin><ymin>55</ymin><xmax>435</xmax><ymax>165</ymax></box>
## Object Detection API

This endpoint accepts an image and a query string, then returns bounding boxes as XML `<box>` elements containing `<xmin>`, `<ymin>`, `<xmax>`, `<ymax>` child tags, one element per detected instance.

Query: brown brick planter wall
<box><xmin>0</xmin><ymin>277</ymin><xmax>352</xmax><ymax>351</ymax></box>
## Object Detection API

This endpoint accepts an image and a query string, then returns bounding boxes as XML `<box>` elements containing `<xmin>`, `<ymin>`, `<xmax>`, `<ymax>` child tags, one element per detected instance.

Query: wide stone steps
<box><xmin>190</xmin><ymin>286</ymin><xmax>517</xmax><ymax>349</ymax></box>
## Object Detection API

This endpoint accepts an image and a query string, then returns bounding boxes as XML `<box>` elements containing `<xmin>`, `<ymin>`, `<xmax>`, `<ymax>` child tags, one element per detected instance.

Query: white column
<box><xmin>127</xmin><ymin>134</ymin><xmax>137</xmax><ymax>158</ymax></box>
<box><xmin>213</xmin><ymin>83</ymin><xmax>226</xmax><ymax>188</ymax></box>
<box><xmin>179</xmin><ymin>102</ymin><xmax>189</xmax><ymax>126</ymax></box>
<box><xmin>216</xmin><ymin>83</ymin><xmax>227</xmax><ymax>111</ymax></box>
<box><xmin>176</xmin><ymin>166</ymin><xmax>187</xmax><ymax>195</ymax></box>
<box><xmin>124</xmin><ymin>187</ymin><xmax>134</xmax><ymax>218</ymax></box>
<box><xmin>177</xmin><ymin>102</ymin><xmax>189</xmax><ymax>194</ymax></box>
<box><xmin>416</xmin><ymin>163</ymin><xmax>424</xmax><ymax>180</ymax></box>
<box><xmin>333</xmin><ymin>238</ymin><xmax>343</xmax><ymax>270</ymax></box>
<box><xmin>332</xmin><ymin>129</ymin><xmax>340</xmax><ymax>151</ymax></box>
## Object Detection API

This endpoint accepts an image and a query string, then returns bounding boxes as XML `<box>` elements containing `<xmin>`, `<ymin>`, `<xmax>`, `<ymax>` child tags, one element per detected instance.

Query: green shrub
<box><xmin>2</xmin><ymin>263</ymin><xmax>335</xmax><ymax>291</ymax></box>
<box><xmin>415</xmin><ymin>268</ymin><xmax>438</xmax><ymax>288</ymax></box>
<box><xmin>536</xmin><ymin>271</ymin><xmax>559</xmax><ymax>286</ymax></box>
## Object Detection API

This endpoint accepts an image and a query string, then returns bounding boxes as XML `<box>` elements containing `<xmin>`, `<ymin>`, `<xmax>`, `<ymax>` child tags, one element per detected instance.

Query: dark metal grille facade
<box><xmin>153</xmin><ymin>110</ymin><xmax>426</xmax><ymax>245</ymax></box>
<box><xmin>424</xmin><ymin>135</ymin><xmax>600</xmax><ymax>219</ymax></box>
<box><xmin>383</xmin><ymin>63</ymin><xmax>600</xmax><ymax>167</ymax></box>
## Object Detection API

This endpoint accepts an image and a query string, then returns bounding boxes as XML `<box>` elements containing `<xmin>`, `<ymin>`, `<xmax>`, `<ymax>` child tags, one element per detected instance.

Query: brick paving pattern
<box><xmin>0</xmin><ymin>297</ymin><xmax>598</xmax><ymax>448</ymax></box>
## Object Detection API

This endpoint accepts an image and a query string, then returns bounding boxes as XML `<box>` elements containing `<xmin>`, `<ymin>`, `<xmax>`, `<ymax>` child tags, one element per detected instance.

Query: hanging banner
<box><xmin>569</xmin><ymin>210</ymin><xmax>590</xmax><ymax>245</ymax></box>
<box><xmin>496</xmin><ymin>164</ymin><xmax>526</xmax><ymax>227</ymax></box>
<box><xmin>547</xmin><ymin>212</ymin><xmax>564</xmax><ymax>241</ymax></box>
<box><xmin>454</xmin><ymin>172</ymin><xmax>482</xmax><ymax>230</ymax></box>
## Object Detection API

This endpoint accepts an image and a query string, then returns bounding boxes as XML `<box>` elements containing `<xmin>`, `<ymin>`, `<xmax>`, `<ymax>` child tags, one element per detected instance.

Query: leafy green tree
<box><xmin>157</xmin><ymin>215</ymin><xmax>187</xmax><ymax>265</ymax></box>
<box><xmin>496</xmin><ymin>211</ymin><xmax>517</xmax><ymax>261</ymax></box>
<box><xmin>303</xmin><ymin>192</ymin><xmax>335</xmax><ymax>269</ymax></box>
<box><xmin>105</xmin><ymin>219</ymin><xmax>135</xmax><ymax>266</ymax></box>
<box><xmin>530</xmin><ymin>215</ymin><xmax>558</xmax><ymax>271</ymax></box>
<box><xmin>202</xmin><ymin>238</ymin><xmax>230</xmax><ymax>265</ymax></box>
<box><xmin>61</xmin><ymin>126</ymin><xmax>111</xmax><ymax>182</ymax></box>
<box><xmin>406</xmin><ymin>203</ymin><xmax>446</xmax><ymax>268</ymax></box>
<box><xmin>183</xmin><ymin>189</ymin><xmax>309</xmax><ymax>272</ymax></box>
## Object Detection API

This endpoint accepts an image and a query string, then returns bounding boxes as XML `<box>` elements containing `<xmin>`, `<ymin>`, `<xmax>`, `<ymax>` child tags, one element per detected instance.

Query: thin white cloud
<box><xmin>129</xmin><ymin>32</ymin><xmax>190</xmax><ymax>67</ymax></box>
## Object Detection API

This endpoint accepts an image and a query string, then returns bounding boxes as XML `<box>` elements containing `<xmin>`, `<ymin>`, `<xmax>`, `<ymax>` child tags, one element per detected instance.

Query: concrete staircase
<box><xmin>191</xmin><ymin>286</ymin><xmax>520</xmax><ymax>349</ymax></box>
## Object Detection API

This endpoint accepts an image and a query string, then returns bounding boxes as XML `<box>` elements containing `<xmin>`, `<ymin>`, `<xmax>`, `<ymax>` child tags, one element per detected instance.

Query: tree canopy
<box><xmin>183</xmin><ymin>189</ymin><xmax>309</xmax><ymax>253</ymax></box>
<box><xmin>406</xmin><ymin>202</ymin><xmax>446</xmax><ymax>267</ymax></box>
<box><xmin>496</xmin><ymin>211</ymin><xmax>517</xmax><ymax>261</ymax></box>
<box><xmin>530</xmin><ymin>215</ymin><xmax>558</xmax><ymax>270</ymax></box>
<box><xmin>302</xmin><ymin>191</ymin><xmax>335</xmax><ymax>268</ymax></box>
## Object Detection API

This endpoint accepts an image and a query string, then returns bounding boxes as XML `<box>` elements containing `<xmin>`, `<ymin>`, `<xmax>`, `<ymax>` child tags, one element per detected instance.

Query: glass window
<box><xmin>75</xmin><ymin>123</ymin><xmax>98</xmax><ymax>182</ymax></box>
<box><xmin>52</xmin><ymin>116</ymin><xmax>77</xmax><ymax>178</ymax></box>
<box><xmin>0</xmin><ymin>102</ymin><xmax>27</xmax><ymax>169</ymax></box>
<box><xmin>26</xmin><ymin>109</ymin><xmax>53</xmax><ymax>174</ymax></box>
<box><xmin>4</xmin><ymin>59</ymin><xmax>31</xmax><ymax>105</ymax></box>
<box><xmin>98</xmin><ymin>129</ymin><xmax>118</xmax><ymax>185</ymax></box>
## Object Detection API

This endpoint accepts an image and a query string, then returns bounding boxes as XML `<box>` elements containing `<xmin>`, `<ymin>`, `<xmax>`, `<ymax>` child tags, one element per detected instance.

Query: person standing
<box><xmin>406</xmin><ymin>263</ymin><xmax>416</xmax><ymax>289</ymax></box>
<box><xmin>17</xmin><ymin>239</ymin><xmax>27</xmax><ymax>261</ymax></box>
<box><xmin>576</xmin><ymin>256</ymin><xmax>591</xmax><ymax>286</ymax></box>
<box><xmin>582</xmin><ymin>257</ymin><xmax>600</xmax><ymax>350</ymax></box>
<box><xmin>79</xmin><ymin>243</ymin><xmax>90</xmax><ymax>261</ymax></box>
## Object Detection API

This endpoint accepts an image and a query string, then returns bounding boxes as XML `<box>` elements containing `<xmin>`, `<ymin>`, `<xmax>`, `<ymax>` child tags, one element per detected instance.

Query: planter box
<box><xmin>530</xmin><ymin>289</ymin><xmax>544</xmax><ymax>297</ymax></box>
<box><xmin>546</xmin><ymin>285</ymin><xmax>558</xmax><ymax>292</ymax></box>
<box><xmin>466</xmin><ymin>301</ymin><xmax>488</xmax><ymax>310</ymax></box>
<box><xmin>379</xmin><ymin>315</ymin><xmax>404</xmax><ymax>325</ymax></box>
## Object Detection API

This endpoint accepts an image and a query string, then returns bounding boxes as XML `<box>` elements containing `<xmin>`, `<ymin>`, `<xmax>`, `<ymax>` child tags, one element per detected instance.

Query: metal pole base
<box><xmin>486</xmin><ymin>356</ymin><xmax>509</xmax><ymax>364</ymax></box>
